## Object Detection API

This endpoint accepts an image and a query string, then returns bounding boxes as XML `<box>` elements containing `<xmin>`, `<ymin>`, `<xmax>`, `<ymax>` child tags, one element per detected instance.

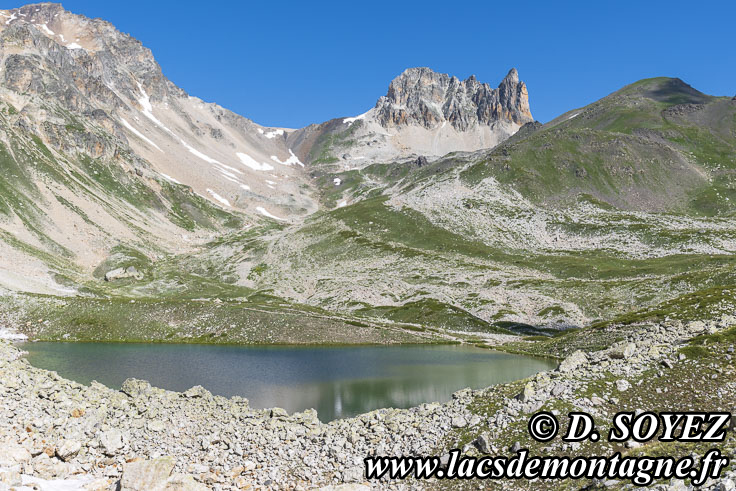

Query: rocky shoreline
<box><xmin>1</xmin><ymin>316</ymin><xmax>735</xmax><ymax>490</ymax></box>
<box><xmin>0</xmin><ymin>338</ymin><xmax>470</xmax><ymax>490</ymax></box>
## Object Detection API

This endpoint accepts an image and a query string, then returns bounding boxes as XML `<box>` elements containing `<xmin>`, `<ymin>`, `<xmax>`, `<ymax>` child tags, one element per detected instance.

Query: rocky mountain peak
<box><xmin>503</xmin><ymin>67</ymin><xmax>519</xmax><ymax>84</ymax></box>
<box><xmin>374</xmin><ymin>66</ymin><xmax>532</xmax><ymax>131</ymax></box>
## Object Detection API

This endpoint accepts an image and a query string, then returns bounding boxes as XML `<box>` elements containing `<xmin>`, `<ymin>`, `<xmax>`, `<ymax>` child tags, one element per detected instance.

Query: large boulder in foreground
<box><xmin>120</xmin><ymin>457</ymin><xmax>206</xmax><ymax>491</ymax></box>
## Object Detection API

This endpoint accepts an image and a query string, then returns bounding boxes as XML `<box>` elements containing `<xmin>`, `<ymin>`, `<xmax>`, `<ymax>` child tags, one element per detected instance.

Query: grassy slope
<box><xmin>462</xmin><ymin>77</ymin><xmax>736</xmax><ymax>214</ymax></box>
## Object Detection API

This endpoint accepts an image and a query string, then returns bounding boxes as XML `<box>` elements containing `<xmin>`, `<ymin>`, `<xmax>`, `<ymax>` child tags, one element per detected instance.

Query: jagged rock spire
<box><xmin>374</xmin><ymin>67</ymin><xmax>532</xmax><ymax>130</ymax></box>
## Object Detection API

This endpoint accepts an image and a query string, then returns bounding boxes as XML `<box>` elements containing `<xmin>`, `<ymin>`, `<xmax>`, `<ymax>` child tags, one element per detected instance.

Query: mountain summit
<box><xmin>375</xmin><ymin>67</ymin><xmax>532</xmax><ymax>130</ymax></box>
<box><xmin>292</xmin><ymin>67</ymin><xmax>533</xmax><ymax>172</ymax></box>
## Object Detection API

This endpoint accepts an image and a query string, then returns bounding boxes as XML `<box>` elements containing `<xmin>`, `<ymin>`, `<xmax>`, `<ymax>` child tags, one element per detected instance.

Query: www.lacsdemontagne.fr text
<box><xmin>364</xmin><ymin>448</ymin><xmax>729</xmax><ymax>486</ymax></box>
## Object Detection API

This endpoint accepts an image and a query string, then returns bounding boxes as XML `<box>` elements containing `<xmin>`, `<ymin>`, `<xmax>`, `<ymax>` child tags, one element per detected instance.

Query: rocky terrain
<box><xmin>1</xmin><ymin>288</ymin><xmax>734</xmax><ymax>490</ymax></box>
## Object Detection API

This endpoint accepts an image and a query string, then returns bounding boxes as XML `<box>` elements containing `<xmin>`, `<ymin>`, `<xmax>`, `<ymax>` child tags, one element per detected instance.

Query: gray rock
<box><xmin>320</xmin><ymin>485</ymin><xmax>371</xmax><ymax>491</ymax></box>
<box><xmin>516</xmin><ymin>381</ymin><xmax>536</xmax><ymax>402</ymax></box>
<box><xmin>615</xmin><ymin>380</ymin><xmax>631</xmax><ymax>392</ymax></box>
<box><xmin>0</xmin><ymin>444</ymin><xmax>31</xmax><ymax>466</ymax></box>
<box><xmin>183</xmin><ymin>385</ymin><xmax>211</xmax><ymax>399</ymax></box>
<box><xmin>609</xmin><ymin>342</ymin><xmax>636</xmax><ymax>359</ymax></box>
<box><xmin>121</xmin><ymin>457</ymin><xmax>175</xmax><ymax>491</ymax></box>
<box><xmin>121</xmin><ymin>378</ymin><xmax>152</xmax><ymax>398</ymax></box>
<box><xmin>558</xmin><ymin>350</ymin><xmax>588</xmax><ymax>373</ymax></box>
<box><xmin>162</xmin><ymin>473</ymin><xmax>208</xmax><ymax>491</ymax></box>
<box><xmin>99</xmin><ymin>429</ymin><xmax>124</xmax><ymax>456</ymax></box>
<box><xmin>56</xmin><ymin>439</ymin><xmax>82</xmax><ymax>461</ymax></box>
<box><xmin>375</xmin><ymin>67</ymin><xmax>532</xmax><ymax>131</ymax></box>
<box><xmin>473</xmin><ymin>433</ymin><xmax>493</xmax><ymax>454</ymax></box>
<box><xmin>104</xmin><ymin>266</ymin><xmax>143</xmax><ymax>282</ymax></box>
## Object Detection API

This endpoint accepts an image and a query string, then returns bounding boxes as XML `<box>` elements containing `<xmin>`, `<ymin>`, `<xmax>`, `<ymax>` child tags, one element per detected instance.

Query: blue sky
<box><xmin>15</xmin><ymin>0</ymin><xmax>736</xmax><ymax>128</ymax></box>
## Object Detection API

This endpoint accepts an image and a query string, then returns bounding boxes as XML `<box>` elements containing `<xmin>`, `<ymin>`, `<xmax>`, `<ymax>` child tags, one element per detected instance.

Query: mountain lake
<box><xmin>21</xmin><ymin>342</ymin><xmax>556</xmax><ymax>421</ymax></box>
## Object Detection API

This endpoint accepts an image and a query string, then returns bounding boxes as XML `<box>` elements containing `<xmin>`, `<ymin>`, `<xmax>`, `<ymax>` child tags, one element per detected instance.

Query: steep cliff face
<box><xmin>291</xmin><ymin>67</ymin><xmax>534</xmax><ymax>174</ymax></box>
<box><xmin>0</xmin><ymin>2</ymin><xmax>321</xmax><ymax>294</ymax></box>
<box><xmin>375</xmin><ymin>67</ymin><xmax>532</xmax><ymax>130</ymax></box>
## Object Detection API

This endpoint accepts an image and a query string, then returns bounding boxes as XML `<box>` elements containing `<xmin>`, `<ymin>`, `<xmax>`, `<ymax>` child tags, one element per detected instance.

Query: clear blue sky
<box><xmin>14</xmin><ymin>0</ymin><xmax>736</xmax><ymax>128</ymax></box>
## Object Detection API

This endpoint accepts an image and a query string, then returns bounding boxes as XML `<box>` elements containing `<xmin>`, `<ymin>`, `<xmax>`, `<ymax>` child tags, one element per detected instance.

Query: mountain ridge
<box><xmin>1</xmin><ymin>2</ymin><xmax>735</xmax><ymax>345</ymax></box>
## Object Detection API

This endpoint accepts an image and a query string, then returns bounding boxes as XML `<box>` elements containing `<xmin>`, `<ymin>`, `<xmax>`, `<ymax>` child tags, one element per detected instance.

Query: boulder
<box><xmin>0</xmin><ymin>443</ymin><xmax>31</xmax><ymax>466</ymax></box>
<box><xmin>615</xmin><ymin>379</ymin><xmax>631</xmax><ymax>392</ymax></box>
<box><xmin>56</xmin><ymin>439</ymin><xmax>82</xmax><ymax>461</ymax></box>
<box><xmin>183</xmin><ymin>385</ymin><xmax>211</xmax><ymax>399</ymax></box>
<box><xmin>121</xmin><ymin>378</ymin><xmax>152</xmax><ymax>398</ymax></box>
<box><xmin>516</xmin><ymin>381</ymin><xmax>536</xmax><ymax>402</ymax></box>
<box><xmin>121</xmin><ymin>456</ymin><xmax>175</xmax><ymax>491</ymax></box>
<box><xmin>473</xmin><ymin>433</ymin><xmax>493</xmax><ymax>454</ymax></box>
<box><xmin>104</xmin><ymin>266</ymin><xmax>144</xmax><ymax>282</ymax></box>
<box><xmin>320</xmin><ymin>485</ymin><xmax>371</xmax><ymax>491</ymax></box>
<box><xmin>32</xmin><ymin>453</ymin><xmax>70</xmax><ymax>480</ymax></box>
<box><xmin>557</xmin><ymin>350</ymin><xmax>588</xmax><ymax>373</ymax></box>
<box><xmin>99</xmin><ymin>429</ymin><xmax>124</xmax><ymax>456</ymax></box>
<box><xmin>161</xmin><ymin>474</ymin><xmax>208</xmax><ymax>491</ymax></box>
<box><xmin>609</xmin><ymin>342</ymin><xmax>636</xmax><ymax>360</ymax></box>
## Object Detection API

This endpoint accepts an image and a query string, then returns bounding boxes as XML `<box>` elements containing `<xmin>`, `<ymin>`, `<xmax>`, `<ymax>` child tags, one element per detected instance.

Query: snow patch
<box><xmin>337</xmin><ymin>200</ymin><xmax>348</xmax><ymax>208</ymax></box>
<box><xmin>257</xmin><ymin>128</ymin><xmax>264</xmax><ymax>134</ymax></box>
<box><xmin>137</xmin><ymin>85</ymin><xmax>233</xmax><ymax>167</ymax></box>
<box><xmin>214</xmin><ymin>162</ymin><xmax>243</xmax><ymax>175</ymax></box>
<box><xmin>237</xmin><ymin>152</ymin><xmax>274</xmax><ymax>171</ymax></box>
<box><xmin>20</xmin><ymin>472</ymin><xmax>94</xmax><ymax>491</ymax></box>
<box><xmin>270</xmin><ymin>149</ymin><xmax>304</xmax><ymax>167</ymax></box>
<box><xmin>136</xmin><ymin>82</ymin><xmax>170</xmax><ymax>131</ymax></box>
<box><xmin>256</xmin><ymin>206</ymin><xmax>285</xmax><ymax>221</ymax></box>
<box><xmin>343</xmin><ymin>110</ymin><xmax>369</xmax><ymax>125</ymax></box>
<box><xmin>66</xmin><ymin>42</ymin><xmax>82</xmax><ymax>50</ymax></box>
<box><xmin>160</xmin><ymin>173</ymin><xmax>181</xmax><ymax>185</ymax></box>
<box><xmin>120</xmin><ymin>118</ymin><xmax>162</xmax><ymax>152</ymax></box>
<box><xmin>568</xmin><ymin>112</ymin><xmax>580</xmax><ymax>120</ymax></box>
<box><xmin>333</xmin><ymin>178</ymin><xmax>341</xmax><ymax>186</ymax></box>
<box><xmin>217</xmin><ymin>167</ymin><xmax>240</xmax><ymax>180</ymax></box>
<box><xmin>206</xmin><ymin>189</ymin><xmax>230</xmax><ymax>207</ymax></box>
<box><xmin>182</xmin><ymin>141</ymin><xmax>220</xmax><ymax>165</ymax></box>
<box><xmin>240</xmin><ymin>184</ymin><xmax>251</xmax><ymax>191</ymax></box>
<box><xmin>39</xmin><ymin>23</ymin><xmax>55</xmax><ymax>36</ymax></box>
<box><xmin>264</xmin><ymin>129</ymin><xmax>284</xmax><ymax>139</ymax></box>
<box><xmin>4</xmin><ymin>13</ymin><xmax>17</xmax><ymax>24</ymax></box>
